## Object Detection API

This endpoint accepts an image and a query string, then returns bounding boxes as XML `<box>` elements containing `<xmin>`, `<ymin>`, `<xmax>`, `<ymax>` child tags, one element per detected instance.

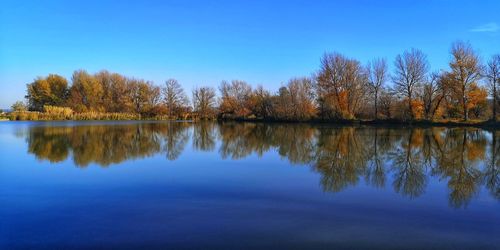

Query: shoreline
<box><xmin>2</xmin><ymin>115</ymin><xmax>498</xmax><ymax>129</ymax></box>
<box><xmin>217</xmin><ymin>118</ymin><xmax>500</xmax><ymax>130</ymax></box>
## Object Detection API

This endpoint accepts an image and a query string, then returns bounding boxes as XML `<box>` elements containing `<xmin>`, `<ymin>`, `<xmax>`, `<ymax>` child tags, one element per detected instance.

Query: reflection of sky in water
<box><xmin>0</xmin><ymin>121</ymin><xmax>499</xmax><ymax>249</ymax></box>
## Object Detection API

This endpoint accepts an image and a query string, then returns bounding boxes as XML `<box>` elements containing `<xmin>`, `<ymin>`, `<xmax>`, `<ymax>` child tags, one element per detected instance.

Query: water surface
<box><xmin>1</xmin><ymin>121</ymin><xmax>499</xmax><ymax>249</ymax></box>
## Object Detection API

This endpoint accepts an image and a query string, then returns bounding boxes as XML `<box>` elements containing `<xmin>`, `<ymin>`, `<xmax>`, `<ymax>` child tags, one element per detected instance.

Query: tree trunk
<box><xmin>462</xmin><ymin>85</ymin><xmax>468</xmax><ymax>121</ymax></box>
<box><xmin>408</xmin><ymin>92</ymin><xmax>414</xmax><ymax>121</ymax></box>
<box><xmin>374</xmin><ymin>90</ymin><xmax>378</xmax><ymax>120</ymax></box>
<box><xmin>493</xmin><ymin>82</ymin><xmax>497</xmax><ymax>121</ymax></box>
<box><xmin>463</xmin><ymin>98</ymin><xmax>468</xmax><ymax>121</ymax></box>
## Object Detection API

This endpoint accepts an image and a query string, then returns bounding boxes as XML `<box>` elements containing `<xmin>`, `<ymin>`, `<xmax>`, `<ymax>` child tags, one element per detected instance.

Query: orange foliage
<box><xmin>410</xmin><ymin>99</ymin><xmax>424</xmax><ymax>120</ymax></box>
<box><xmin>337</xmin><ymin>91</ymin><xmax>351</xmax><ymax>119</ymax></box>
<box><xmin>466</xmin><ymin>83</ymin><xmax>487</xmax><ymax>110</ymax></box>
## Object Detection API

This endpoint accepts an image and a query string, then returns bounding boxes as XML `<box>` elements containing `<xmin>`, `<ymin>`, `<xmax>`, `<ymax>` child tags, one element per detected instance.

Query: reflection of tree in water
<box><xmin>217</xmin><ymin>122</ymin><xmax>316</xmax><ymax>164</ymax></box>
<box><xmin>313</xmin><ymin>127</ymin><xmax>372</xmax><ymax>192</ymax></box>
<box><xmin>26</xmin><ymin>123</ymin><xmax>190</xmax><ymax>167</ymax></box>
<box><xmin>218</xmin><ymin>122</ymin><xmax>270</xmax><ymax>159</ymax></box>
<box><xmin>271</xmin><ymin>124</ymin><xmax>317</xmax><ymax>165</ymax></box>
<box><xmin>430</xmin><ymin>128</ymin><xmax>487</xmax><ymax>208</ymax></box>
<box><xmin>27</xmin><ymin>126</ymin><xmax>72</xmax><ymax>163</ymax></box>
<box><xmin>192</xmin><ymin>122</ymin><xmax>217</xmax><ymax>151</ymax></box>
<box><xmin>387</xmin><ymin>129</ymin><xmax>427</xmax><ymax>198</ymax></box>
<box><xmin>364</xmin><ymin>128</ymin><xmax>397</xmax><ymax>188</ymax></box>
<box><xmin>159</xmin><ymin>122</ymin><xmax>190</xmax><ymax>160</ymax></box>
<box><xmin>71</xmin><ymin>125</ymin><xmax>162</xmax><ymax>167</ymax></box>
<box><xmin>483</xmin><ymin>131</ymin><xmax>500</xmax><ymax>199</ymax></box>
<box><xmin>24</xmin><ymin>122</ymin><xmax>498</xmax><ymax>207</ymax></box>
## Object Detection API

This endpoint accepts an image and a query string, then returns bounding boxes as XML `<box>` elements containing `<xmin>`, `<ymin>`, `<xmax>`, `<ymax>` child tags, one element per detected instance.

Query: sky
<box><xmin>1</xmin><ymin>0</ymin><xmax>499</xmax><ymax>109</ymax></box>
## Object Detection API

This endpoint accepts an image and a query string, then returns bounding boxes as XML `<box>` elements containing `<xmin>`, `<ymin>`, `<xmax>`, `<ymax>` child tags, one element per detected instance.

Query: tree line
<box><xmin>15</xmin><ymin>41</ymin><xmax>500</xmax><ymax>122</ymax></box>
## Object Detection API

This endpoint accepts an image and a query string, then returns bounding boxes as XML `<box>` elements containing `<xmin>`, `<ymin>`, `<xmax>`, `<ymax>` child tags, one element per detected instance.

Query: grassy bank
<box><xmin>3</xmin><ymin>111</ymin><xmax>190</xmax><ymax>121</ymax></box>
<box><xmin>3</xmin><ymin>111</ymin><xmax>498</xmax><ymax>129</ymax></box>
<box><xmin>1</xmin><ymin>109</ymin><xmax>218</xmax><ymax>121</ymax></box>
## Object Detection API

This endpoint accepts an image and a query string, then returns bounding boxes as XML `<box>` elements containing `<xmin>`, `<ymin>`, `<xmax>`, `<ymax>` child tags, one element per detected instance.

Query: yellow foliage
<box><xmin>466</xmin><ymin>83</ymin><xmax>487</xmax><ymax>110</ymax></box>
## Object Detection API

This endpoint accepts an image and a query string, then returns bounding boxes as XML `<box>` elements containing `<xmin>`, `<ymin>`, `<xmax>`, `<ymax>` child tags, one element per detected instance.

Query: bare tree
<box><xmin>219</xmin><ymin>80</ymin><xmax>252</xmax><ymax>118</ymax></box>
<box><xmin>379</xmin><ymin>89</ymin><xmax>395</xmax><ymax>119</ymax></box>
<box><xmin>192</xmin><ymin>86</ymin><xmax>217</xmax><ymax>119</ymax></box>
<box><xmin>251</xmin><ymin>85</ymin><xmax>273</xmax><ymax>119</ymax></box>
<box><xmin>163</xmin><ymin>79</ymin><xmax>189</xmax><ymax>118</ymax></box>
<box><xmin>392</xmin><ymin>48</ymin><xmax>429</xmax><ymax>120</ymax></box>
<box><xmin>447</xmin><ymin>41</ymin><xmax>483</xmax><ymax>121</ymax></box>
<box><xmin>367</xmin><ymin>58</ymin><xmax>388</xmax><ymax>119</ymax></box>
<box><xmin>317</xmin><ymin>52</ymin><xmax>368</xmax><ymax>119</ymax></box>
<box><xmin>486</xmin><ymin>54</ymin><xmax>500</xmax><ymax>121</ymax></box>
<box><xmin>286</xmin><ymin>77</ymin><xmax>317</xmax><ymax>120</ymax></box>
<box><xmin>422</xmin><ymin>72</ymin><xmax>445</xmax><ymax>120</ymax></box>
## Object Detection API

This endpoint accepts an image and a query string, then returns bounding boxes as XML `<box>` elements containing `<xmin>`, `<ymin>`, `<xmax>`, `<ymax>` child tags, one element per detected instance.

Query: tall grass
<box><xmin>8</xmin><ymin>109</ymin><xmax>142</xmax><ymax>121</ymax></box>
<box><xmin>43</xmin><ymin>105</ymin><xmax>74</xmax><ymax>120</ymax></box>
<box><xmin>72</xmin><ymin>112</ymin><xmax>141</xmax><ymax>120</ymax></box>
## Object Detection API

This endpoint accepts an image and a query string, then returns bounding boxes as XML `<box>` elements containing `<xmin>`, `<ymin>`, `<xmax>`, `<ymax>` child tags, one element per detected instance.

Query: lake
<box><xmin>0</xmin><ymin>121</ymin><xmax>499</xmax><ymax>249</ymax></box>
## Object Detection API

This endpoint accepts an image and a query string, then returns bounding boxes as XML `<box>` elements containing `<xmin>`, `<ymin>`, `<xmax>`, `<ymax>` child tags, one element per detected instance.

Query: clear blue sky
<box><xmin>1</xmin><ymin>0</ymin><xmax>499</xmax><ymax>108</ymax></box>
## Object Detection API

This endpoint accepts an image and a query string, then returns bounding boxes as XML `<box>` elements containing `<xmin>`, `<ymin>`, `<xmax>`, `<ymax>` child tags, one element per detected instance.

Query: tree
<box><xmin>26</xmin><ymin>74</ymin><xmax>69</xmax><ymax>111</ymax></box>
<box><xmin>130</xmin><ymin>79</ymin><xmax>161</xmax><ymax>116</ymax></box>
<box><xmin>367</xmin><ymin>58</ymin><xmax>388</xmax><ymax>119</ymax></box>
<box><xmin>447</xmin><ymin>41</ymin><xmax>483</xmax><ymax>121</ymax></box>
<box><xmin>11</xmin><ymin>101</ymin><xmax>27</xmax><ymax>112</ymax></box>
<box><xmin>468</xmin><ymin>83</ymin><xmax>488</xmax><ymax>119</ymax></box>
<box><xmin>192</xmin><ymin>86</ymin><xmax>217</xmax><ymax>119</ymax></box>
<box><xmin>392</xmin><ymin>48</ymin><xmax>429</xmax><ymax>120</ymax></box>
<box><xmin>379</xmin><ymin>89</ymin><xmax>395</xmax><ymax>119</ymax></box>
<box><xmin>94</xmin><ymin>70</ymin><xmax>114</xmax><ymax>112</ymax></box>
<box><xmin>219</xmin><ymin>80</ymin><xmax>252</xmax><ymax>118</ymax></box>
<box><xmin>272</xmin><ymin>86</ymin><xmax>293</xmax><ymax>120</ymax></box>
<box><xmin>68</xmin><ymin>70</ymin><xmax>104</xmax><ymax>112</ymax></box>
<box><xmin>249</xmin><ymin>85</ymin><xmax>273</xmax><ymax>119</ymax></box>
<box><xmin>163</xmin><ymin>79</ymin><xmax>189</xmax><ymax>118</ymax></box>
<box><xmin>486</xmin><ymin>54</ymin><xmax>500</xmax><ymax>121</ymax></box>
<box><xmin>286</xmin><ymin>77</ymin><xmax>317</xmax><ymax>120</ymax></box>
<box><xmin>422</xmin><ymin>72</ymin><xmax>446</xmax><ymax>120</ymax></box>
<box><xmin>110</xmin><ymin>73</ymin><xmax>134</xmax><ymax>113</ymax></box>
<box><xmin>317</xmin><ymin>52</ymin><xmax>368</xmax><ymax>119</ymax></box>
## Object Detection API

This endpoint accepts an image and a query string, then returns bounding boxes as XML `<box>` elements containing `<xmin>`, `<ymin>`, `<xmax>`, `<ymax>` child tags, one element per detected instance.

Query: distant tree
<box><xmin>286</xmin><ymin>77</ymin><xmax>317</xmax><ymax>120</ymax></box>
<box><xmin>468</xmin><ymin>84</ymin><xmax>488</xmax><ymax>119</ymax></box>
<box><xmin>68</xmin><ymin>70</ymin><xmax>104</xmax><ymax>112</ymax></box>
<box><xmin>317</xmin><ymin>52</ymin><xmax>368</xmax><ymax>119</ymax></box>
<box><xmin>392</xmin><ymin>48</ymin><xmax>429</xmax><ymax>120</ymax></box>
<box><xmin>192</xmin><ymin>86</ymin><xmax>217</xmax><ymax>119</ymax></box>
<box><xmin>379</xmin><ymin>89</ymin><xmax>395</xmax><ymax>119</ymax></box>
<box><xmin>422</xmin><ymin>72</ymin><xmax>446</xmax><ymax>120</ymax></box>
<box><xmin>163</xmin><ymin>79</ymin><xmax>189</xmax><ymax>118</ymax></box>
<box><xmin>130</xmin><ymin>79</ymin><xmax>161</xmax><ymax>116</ymax></box>
<box><xmin>249</xmin><ymin>85</ymin><xmax>273</xmax><ymax>119</ymax></box>
<box><xmin>486</xmin><ymin>54</ymin><xmax>500</xmax><ymax>121</ymax></box>
<box><xmin>367</xmin><ymin>58</ymin><xmax>388</xmax><ymax>119</ymax></box>
<box><xmin>94</xmin><ymin>70</ymin><xmax>114</xmax><ymax>112</ymax></box>
<box><xmin>219</xmin><ymin>80</ymin><xmax>252</xmax><ymax>118</ymax></box>
<box><xmin>272</xmin><ymin>86</ymin><xmax>293</xmax><ymax>120</ymax></box>
<box><xmin>110</xmin><ymin>73</ymin><xmax>135</xmax><ymax>113</ymax></box>
<box><xmin>446</xmin><ymin>41</ymin><xmax>483</xmax><ymax>121</ymax></box>
<box><xmin>11</xmin><ymin>101</ymin><xmax>27</xmax><ymax>112</ymax></box>
<box><xmin>26</xmin><ymin>74</ymin><xmax>69</xmax><ymax>111</ymax></box>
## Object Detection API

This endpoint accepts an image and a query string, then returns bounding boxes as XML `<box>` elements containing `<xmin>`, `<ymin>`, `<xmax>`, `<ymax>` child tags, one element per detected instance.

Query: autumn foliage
<box><xmin>15</xmin><ymin>42</ymin><xmax>499</xmax><ymax>122</ymax></box>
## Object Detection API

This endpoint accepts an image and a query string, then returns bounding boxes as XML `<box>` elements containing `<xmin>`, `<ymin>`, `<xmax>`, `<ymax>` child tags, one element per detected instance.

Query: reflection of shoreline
<box><xmin>26</xmin><ymin>122</ymin><xmax>192</xmax><ymax>166</ymax></box>
<box><xmin>24</xmin><ymin>122</ymin><xmax>499</xmax><ymax>208</ymax></box>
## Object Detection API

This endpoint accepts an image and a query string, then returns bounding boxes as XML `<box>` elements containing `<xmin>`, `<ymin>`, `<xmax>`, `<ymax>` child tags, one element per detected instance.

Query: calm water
<box><xmin>0</xmin><ymin>121</ymin><xmax>499</xmax><ymax>249</ymax></box>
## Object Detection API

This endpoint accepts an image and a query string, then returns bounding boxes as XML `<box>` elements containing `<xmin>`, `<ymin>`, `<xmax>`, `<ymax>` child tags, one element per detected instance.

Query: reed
<box><xmin>8</xmin><ymin>109</ymin><xmax>142</xmax><ymax>121</ymax></box>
